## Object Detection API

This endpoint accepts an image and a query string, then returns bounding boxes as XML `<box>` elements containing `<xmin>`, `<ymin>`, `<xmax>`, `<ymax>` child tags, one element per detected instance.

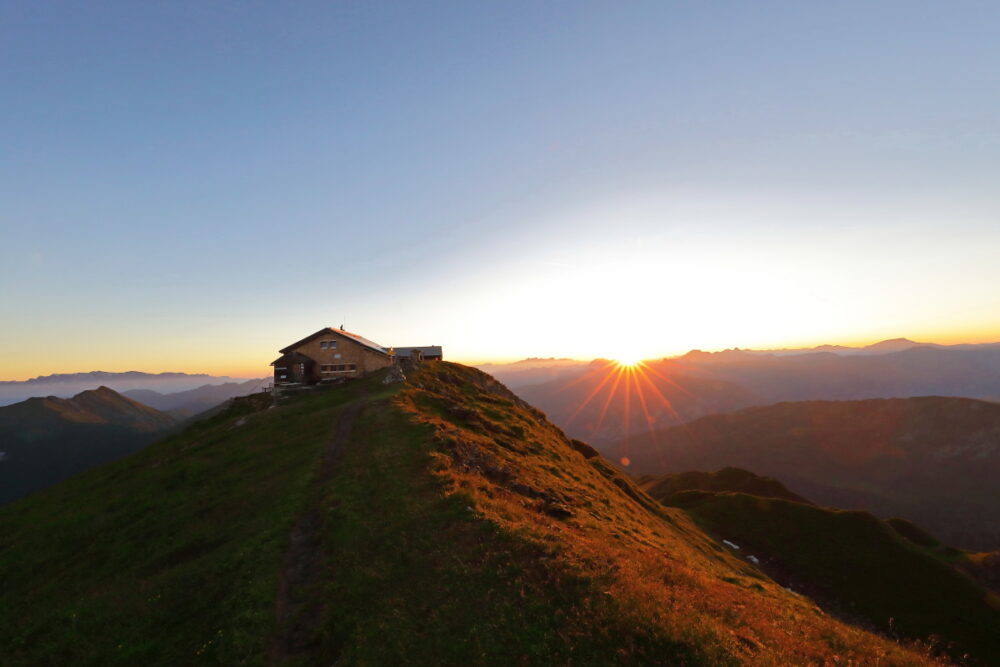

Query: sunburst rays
<box><xmin>562</xmin><ymin>359</ymin><xmax>688</xmax><ymax>468</ymax></box>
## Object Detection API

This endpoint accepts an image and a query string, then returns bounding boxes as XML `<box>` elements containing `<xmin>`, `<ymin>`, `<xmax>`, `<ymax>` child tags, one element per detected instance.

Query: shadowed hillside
<box><xmin>613</xmin><ymin>396</ymin><xmax>1000</xmax><ymax>551</ymax></box>
<box><xmin>661</xmin><ymin>490</ymin><xmax>1000</xmax><ymax>664</ymax></box>
<box><xmin>0</xmin><ymin>386</ymin><xmax>177</xmax><ymax>503</ymax></box>
<box><xmin>638</xmin><ymin>467</ymin><xmax>810</xmax><ymax>505</ymax></box>
<box><xmin>0</xmin><ymin>364</ymin><xmax>943</xmax><ymax>665</ymax></box>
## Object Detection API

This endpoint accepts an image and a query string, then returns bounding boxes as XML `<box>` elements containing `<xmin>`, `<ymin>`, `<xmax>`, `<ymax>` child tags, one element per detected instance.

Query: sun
<box><xmin>614</xmin><ymin>351</ymin><xmax>643</xmax><ymax>367</ymax></box>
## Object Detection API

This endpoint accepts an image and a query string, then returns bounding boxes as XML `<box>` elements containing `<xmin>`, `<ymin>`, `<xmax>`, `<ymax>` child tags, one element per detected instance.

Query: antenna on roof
<box><xmin>340</xmin><ymin>315</ymin><xmax>346</xmax><ymax>331</ymax></box>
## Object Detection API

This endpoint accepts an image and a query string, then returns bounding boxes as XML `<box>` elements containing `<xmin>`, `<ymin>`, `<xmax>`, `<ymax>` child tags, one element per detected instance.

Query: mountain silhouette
<box><xmin>0</xmin><ymin>386</ymin><xmax>177</xmax><ymax>503</ymax></box>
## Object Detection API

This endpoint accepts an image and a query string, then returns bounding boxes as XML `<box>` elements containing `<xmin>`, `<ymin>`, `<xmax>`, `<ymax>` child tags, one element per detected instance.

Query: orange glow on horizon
<box><xmin>7</xmin><ymin>330</ymin><xmax>1000</xmax><ymax>382</ymax></box>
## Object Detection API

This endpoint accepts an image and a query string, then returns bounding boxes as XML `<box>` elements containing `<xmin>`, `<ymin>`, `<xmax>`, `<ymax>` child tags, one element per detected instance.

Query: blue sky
<box><xmin>3</xmin><ymin>1</ymin><xmax>1000</xmax><ymax>377</ymax></box>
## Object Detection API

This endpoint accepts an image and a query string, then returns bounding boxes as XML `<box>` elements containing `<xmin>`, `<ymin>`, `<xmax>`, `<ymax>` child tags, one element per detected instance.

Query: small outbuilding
<box><xmin>391</xmin><ymin>346</ymin><xmax>443</xmax><ymax>361</ymax></box>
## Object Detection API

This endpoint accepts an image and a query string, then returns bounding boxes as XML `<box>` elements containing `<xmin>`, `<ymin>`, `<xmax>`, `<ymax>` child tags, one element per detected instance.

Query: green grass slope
<box><xmin>1</xmin><ymin>364</ymin><xmax>942</xmax><ymax>665</ymax></box>
<box><xmin>0</xmin><ymin>379</ymin><xmax>364</xmax><ymax>665</ymax></box>
<box><xmin>665</xmin><ymin>491</ymin><xmax>1000</xmax><ymax>664</ymax></box>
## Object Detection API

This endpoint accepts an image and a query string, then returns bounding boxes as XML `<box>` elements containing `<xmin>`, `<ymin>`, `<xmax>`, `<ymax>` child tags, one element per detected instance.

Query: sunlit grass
<box><xmin>397</xmin><ymin>362</ymin><xmax>943</xmax><ymax>666</ymax></box>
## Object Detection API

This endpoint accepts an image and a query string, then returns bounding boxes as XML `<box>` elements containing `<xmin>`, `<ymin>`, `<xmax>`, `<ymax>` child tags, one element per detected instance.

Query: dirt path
<box><xmin>268</xmin><ymin>397</ymin><xmax>365</xmax><ymax>665</ymax></box>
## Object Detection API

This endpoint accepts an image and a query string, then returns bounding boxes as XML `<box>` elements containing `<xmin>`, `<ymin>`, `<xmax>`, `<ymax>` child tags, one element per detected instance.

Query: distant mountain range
<box><xmin>743</xmin><ymin>336</ymin><xmax>933</xmax><ymax>356</ymax></box>
<box><xmin>614</xmin><ymin>396</ymin><xmax>1000</xmax><ymax>551</ymax></box>
<box><xmin>475</xmin><ymin>358</ymin><xmax>590</xmax><ymax>389</ymax></box>
<box><xmin>666</xmin><ymin>343</ymin><xmax>1000</xmax><ymax>403</ymax></box>
<box><xmin>746</xmin><ymin>337</ymin><xmax>1000</xmax><ymax>357</ymax></box>
<box><xmin>0</xmin><ymin>371</ymin><xmax>262</xmax><ymax>407</ymax></box>
<box><xmin>488</xmin><ymin>339</ymin><xmax>1000</xmax><ymax>449</ymax></box>
<box><xmin>0</xmin><ymin>386</ymin><xmax>178</xmax><ymax>503</ymax></box>
<box><xmin>123</xmin><ymin>378</ymin><xmax>266</xmax><ymax>417</ymax></box>
<box><xmin>478</xmin><ymin>339</ymin><xmax>1000</xmax><ymax>397</ymax></box>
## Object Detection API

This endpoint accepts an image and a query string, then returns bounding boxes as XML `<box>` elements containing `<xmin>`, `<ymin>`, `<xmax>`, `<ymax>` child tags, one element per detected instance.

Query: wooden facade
<box><xmin>271</xmin><ymin>328</ymin><xmax>393</xmax><ymax>385</ymax></box>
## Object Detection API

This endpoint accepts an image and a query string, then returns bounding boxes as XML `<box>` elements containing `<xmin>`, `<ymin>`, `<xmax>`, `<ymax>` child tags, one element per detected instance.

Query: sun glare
<box><xmin>615</xmin><ymin>353</ymin><xmax>642</xmax><ymax>367</ymax></box>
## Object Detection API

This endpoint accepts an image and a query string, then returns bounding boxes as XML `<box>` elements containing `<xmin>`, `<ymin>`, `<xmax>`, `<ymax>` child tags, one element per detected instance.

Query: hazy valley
<box><xmin>0</xmin><ymin>371</ymin><xmax>265</xmax><ymax>407</ymax></box>
<box><xmin>488</xmin><ymin>339</ymin><xmax>1000</xmax><ymax>448</ymax></box>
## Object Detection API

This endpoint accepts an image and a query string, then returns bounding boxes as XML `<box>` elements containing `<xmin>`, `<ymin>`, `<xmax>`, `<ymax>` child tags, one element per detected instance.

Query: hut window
<box><xmin>320</xmin><ymin>364</ymin><xmax>357</xmax><ymax>373</ymax></box>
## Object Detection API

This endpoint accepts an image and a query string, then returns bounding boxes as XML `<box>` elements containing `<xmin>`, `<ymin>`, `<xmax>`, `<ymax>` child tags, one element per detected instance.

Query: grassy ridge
<box><xmin>393</xmin><ymin>363</ymin><xmax>939</xmax><ymax>665</ymax></box>
<box><xmin>0</xmin><ymin>363</ymin><xmax>948</xmax><ymax>665</ymax></box>
<box><xmin>303</xmin><ymin>395</ymin><xmax>690</xmax><ymax>664</ymax></box>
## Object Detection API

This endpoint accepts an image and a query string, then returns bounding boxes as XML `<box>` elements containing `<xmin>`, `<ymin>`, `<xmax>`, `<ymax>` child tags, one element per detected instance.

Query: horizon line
<box><xmin>5</xmin><ymin>334</ymin><xmax>1000</xmax><ymax>383</ymax></box>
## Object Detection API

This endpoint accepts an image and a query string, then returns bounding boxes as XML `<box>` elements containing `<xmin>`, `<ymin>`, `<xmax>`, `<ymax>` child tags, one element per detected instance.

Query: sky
<box><xmin>3</xmin><ymin>1</ymin><xmax>1000</xmax><ymax>379</ymax></box>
